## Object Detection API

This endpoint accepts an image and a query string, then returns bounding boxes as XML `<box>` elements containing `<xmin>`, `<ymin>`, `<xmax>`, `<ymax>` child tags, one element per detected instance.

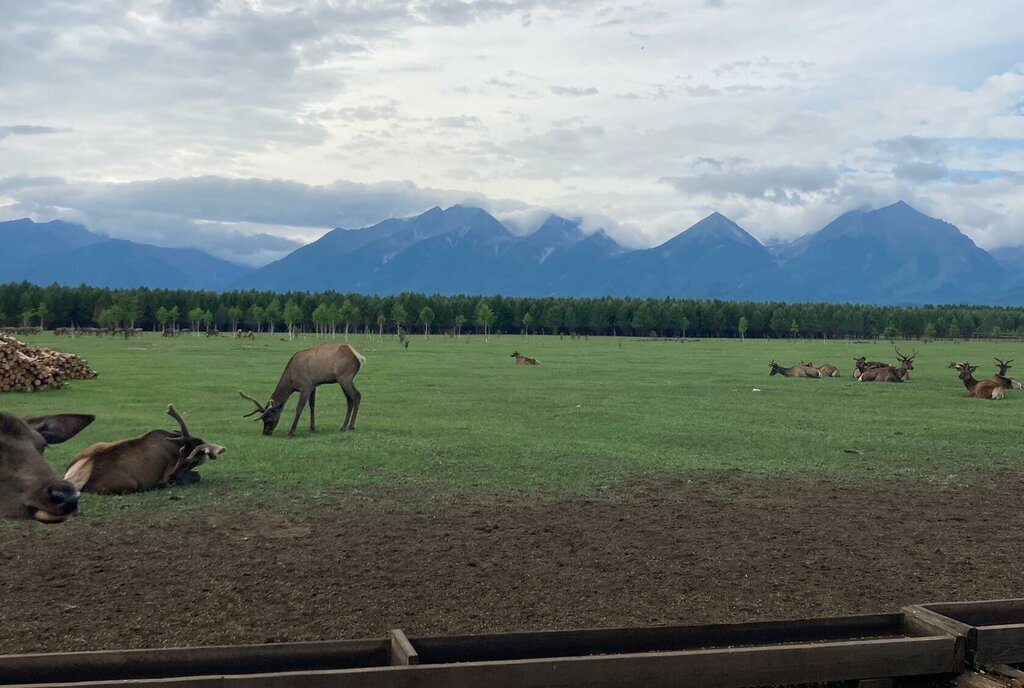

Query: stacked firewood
<box><xmin>0</xmin><ymin>335</ymin><xmax>97</xmax><ymax>392</ymax></box>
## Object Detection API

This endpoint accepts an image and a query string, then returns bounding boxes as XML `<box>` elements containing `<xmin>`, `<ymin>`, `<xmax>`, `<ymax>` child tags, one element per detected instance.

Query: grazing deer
<box><xmin>64</xmin><ymin>406</ymin><xmax>225</xmax><ymax>494</ymax></box>
<box><xmin>816</xmin><ymin>364</ymin><xmax>840</xmax><ymax>377</ymax></box>
<box><xmin>239</xmin><ymin>343</ymin><xmax>365</xmax><ymax>436</ymax></box>
<box><xmin>511</xmin><ymin>351</ymin><xmax>539</xmax><ymax>365</ymax></box>
<box><xmin>993</xmin><ymin>358</ymin><xmax>1022</xmax><ymax>389</ymax></box>
<box><xmin>858</xmin><ymin>347</ymin><xmax>916</xmax><ymax>382</ymax></box>
<box><xmin>956</xmin><ymin>364</ymin><xmax>1005</xmax><ymax>400</ymax></box>
<box><xmin>769</xmin><ymin>360</ymin><xmax>822</xmax><ymax>378</ymax></box>
<box><xmin>0</xmin><ymin>413</ymin><xmax>93</xmax><ymax>523</ymax></box>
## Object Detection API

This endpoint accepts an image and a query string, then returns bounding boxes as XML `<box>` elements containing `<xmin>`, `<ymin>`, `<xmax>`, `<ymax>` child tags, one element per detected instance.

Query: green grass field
<box><xmin>3</xmin><ymin>332</ymin><xmax>1022</xmax><ymax>514</ymax></box>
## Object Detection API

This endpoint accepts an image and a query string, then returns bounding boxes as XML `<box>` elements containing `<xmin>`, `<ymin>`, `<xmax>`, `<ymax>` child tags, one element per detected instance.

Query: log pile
<box><xmin>0</xmin><ymin>334</ymin><xmax>97</xmax><ymax>392</ymax></box>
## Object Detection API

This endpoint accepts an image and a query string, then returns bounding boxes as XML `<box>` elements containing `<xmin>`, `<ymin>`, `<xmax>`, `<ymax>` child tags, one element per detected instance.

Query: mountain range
<box><xmin>2</xmin><ymin>201</ymin><xmax>1021</xmax><ymax>305</ymax></box>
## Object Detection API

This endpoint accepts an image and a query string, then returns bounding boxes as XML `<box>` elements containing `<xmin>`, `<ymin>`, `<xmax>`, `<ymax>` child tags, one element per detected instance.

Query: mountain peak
<box><xmin>660</xmin><ymin>212</ymin><xmax>765</xmax><ymax>252</ymax></box>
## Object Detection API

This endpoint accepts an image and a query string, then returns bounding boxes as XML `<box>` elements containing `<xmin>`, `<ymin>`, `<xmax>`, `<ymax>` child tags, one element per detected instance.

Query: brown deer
<box><xmin>858</xmin><ymin>347</ymin><xmax>916</xmax><ymax>382</ymax></box>
<box><xmin>511</xmin><ymin>351</ymin><xmax>539</xmax><ymax>365</ymax></box>
<box><xmin>0</xmin><ymin>413</ymin><xmax>93</xmax><ymax>523</ymax></box>
<box><xmin>239</xmin><ymin>343</ymin><xmax>365</xmax><ymax>436</ymax></box>
<box><xmin>769</xmin><ymin>360</ymin><xmax>821</xmax><ymax>378</ymax></box>
<box><xmin>956</xmin><ymin>364</ymin><xmax>1005</xmax><ymax>400</ymax></box>
<box><xmin>64</xmin><ymin>406</ymin><xmax>225</xmax><ymax>494</ymax></box>
<box><xmin>852</xmin><ymin>356</ymin><xmax>889</xmax><ymax>378</ymax></box>
<box><xmin>993</xmin><ymin>358</ymin><xmax>1022</xmax><ymax>389</ymax></box>
<box><xmin>816</xmin><ymin>364</ymin><xmax>840</xmax><ymax>377</ymax></box>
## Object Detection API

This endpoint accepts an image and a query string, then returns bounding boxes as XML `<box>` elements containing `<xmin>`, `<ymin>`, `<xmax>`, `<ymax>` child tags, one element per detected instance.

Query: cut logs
<box><xmin>0</xmin><ymin>334</ymin><xmax>97</xmax><ymax>392</ymax></box>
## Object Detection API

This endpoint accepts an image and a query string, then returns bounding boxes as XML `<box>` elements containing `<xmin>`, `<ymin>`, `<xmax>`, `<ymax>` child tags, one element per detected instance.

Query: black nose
<box><xmin>48</xmin><ymin>484</ymin><xmax>79</xmax><ymax>515</ymax></box>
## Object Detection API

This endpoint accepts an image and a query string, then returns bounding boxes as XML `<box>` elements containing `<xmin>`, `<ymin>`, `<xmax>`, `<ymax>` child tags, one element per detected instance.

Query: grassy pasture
<box><xmin>2</xmin><ymin>332</ymin><xmax>1022</xmax><ymax>516</ymax></box>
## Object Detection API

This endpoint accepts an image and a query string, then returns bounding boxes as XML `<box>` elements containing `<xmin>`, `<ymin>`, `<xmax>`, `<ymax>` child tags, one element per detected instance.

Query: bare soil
<box><xmin>2</xmin><ymin>471</ymin><xmax>1023</xmax><ymax>655</ymax></box>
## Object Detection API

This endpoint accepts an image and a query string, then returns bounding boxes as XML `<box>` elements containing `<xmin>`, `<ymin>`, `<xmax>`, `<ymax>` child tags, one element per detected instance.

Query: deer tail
<box><xmin>63</xmin><ymin>457</ymin><xmax>93</xmax><ymax>491</ymax></box>
<box><xmin>351</xmin><ymin>347</ymin><xmax>366</xmax><ymax>367</ymax></box>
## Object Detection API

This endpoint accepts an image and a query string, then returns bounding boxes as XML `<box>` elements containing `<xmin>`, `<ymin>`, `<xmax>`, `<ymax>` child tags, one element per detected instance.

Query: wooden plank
<box><xmin>973</xmin><ymin>624</ymin><xmax>1024</xmax><ymax>664</ymax></box>
<box><xmin>388</xmin><ymin>630</ymin><xmax>418</xmax><ymax>666</ymax></box>
<box><xmin>410</xmin><ymin>613</ymin><xmax>905</xmax><ymax>664</ymax></box>
<box><xmin>902</xmin><ymin>604</ymin><xmax>970</xmax><ymax>669</ymax></box>
<box><xmin>0</xmin><ymin>639</ymin><xmax>389</xmax><ymax>684</ymax></box>
<box><xmin>8</xmin><ymin>636</ymin><xmax>957</xmax><ymax>688</ymax></box>
<box><xmin>923</xmin><ymin>599</ymin><xmax>1024</xmax><ymax>627</ymax></box>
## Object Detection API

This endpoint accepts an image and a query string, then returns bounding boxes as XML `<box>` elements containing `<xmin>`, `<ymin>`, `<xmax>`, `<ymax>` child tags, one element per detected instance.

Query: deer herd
<box><xmin>2</xmin><ymin>337</ymin><xmax>1020</xmax><ymax>525</ymax></box>
<box><xmin>1</xmin><ymin>342</ymin><xmax>367</xmax><ymax>524</ymax></box>
<box><xmin>772</xmin><ymin>347</ymin><xmax>1021</xmax><ymax>402</ymax></box>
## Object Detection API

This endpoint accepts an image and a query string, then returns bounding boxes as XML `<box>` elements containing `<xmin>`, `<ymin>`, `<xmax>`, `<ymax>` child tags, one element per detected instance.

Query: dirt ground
<box><xmin>2</xmin><ymin>471</ymin><xmax>1023</xmax><ymax>655</ymax></box>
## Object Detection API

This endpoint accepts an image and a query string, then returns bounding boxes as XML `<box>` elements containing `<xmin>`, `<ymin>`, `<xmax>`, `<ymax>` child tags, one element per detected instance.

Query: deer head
<box><xmin>0</xmin><ymin>413</ymin><xmax>93</xmax><ymax>523</ymax></box>
<box><xmin>957</xmin><ymin>364</ymin><xmax>979</xmax><ymax>381</ymax></box>
<box><xmin>239</xmin><ymin>391</ymin><xmax>284</xmax><ymax>436</ymax></box>
<box><xmin>510</xmin><ymin>351</ymin><xmax>521</xmax><ymax>358</ymax></box>
<box><xmin>769</xmin><ymin>360</ymin><xmax>784</xmax><ymax>376</ymax></box>
<box><xmin>166</xmin><ymin>405</ymin><xmax>225</xmax><ymax>465</ymax></box>
<box><xmin>995</xmin><ymin>357</ymin><xmax>1014</xmax><ymax>376</ymax></box>
<box><xmin>895</xmin><ymin>346</ymin><xmax>917</xmax><ymax>370</ymax></box>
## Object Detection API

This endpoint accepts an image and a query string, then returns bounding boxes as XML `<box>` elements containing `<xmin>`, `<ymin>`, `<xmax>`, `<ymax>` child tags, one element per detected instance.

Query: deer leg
<box><xmin>309</xmin><ymin>387</ymin><xmax>317</xmax><ymax>433</ymax></box>
<box><xmin>289</xmin><ymin>390</ymin><xmax>311</xmax><ymax>437</ymax></box>
<box><xmin>339</xmin><ymin>377</ymin><xmax>361</xmax><ymax>431</ymax></box>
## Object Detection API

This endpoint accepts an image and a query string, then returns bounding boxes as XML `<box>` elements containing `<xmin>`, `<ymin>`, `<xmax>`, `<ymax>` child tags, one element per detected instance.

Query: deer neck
<box><xmin>271</xmin><ymin>377</ymin><xmax>295</xmax><ymax>406</ymax></box>
<box><xmin>961</xmin><ymin>374</ymin><xmax>978</xmax><ymax>390</ymax></box>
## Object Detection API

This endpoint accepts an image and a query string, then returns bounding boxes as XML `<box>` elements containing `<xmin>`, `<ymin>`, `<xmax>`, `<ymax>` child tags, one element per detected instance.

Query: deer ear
<box><xmin>26</xmin><ymin>414</ymin><xmax>95</xmax><ymax>445</ymax></box>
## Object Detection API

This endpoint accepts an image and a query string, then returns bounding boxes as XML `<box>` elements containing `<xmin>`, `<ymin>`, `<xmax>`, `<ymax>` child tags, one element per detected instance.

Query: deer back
<box><xmin>65</xmin><ymin>430</ymin><xmax>184</xmax><ymax>494</ymax></box>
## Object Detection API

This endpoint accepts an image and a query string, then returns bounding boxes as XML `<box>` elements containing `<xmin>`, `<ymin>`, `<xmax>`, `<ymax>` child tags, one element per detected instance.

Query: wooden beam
<box><xmin>389</xmin><ymin>630</ymin><xmax>419</xmax><ymax>666</ymax></box>
<box><xmin>8</xmin><ymin>636</ymin><xmax>958</xmax><ymax>688</ymax></box>
<box><xmin>0</xmin><ymin>639</ymin><xmax>389</xmax><ymax>684</ymax></box>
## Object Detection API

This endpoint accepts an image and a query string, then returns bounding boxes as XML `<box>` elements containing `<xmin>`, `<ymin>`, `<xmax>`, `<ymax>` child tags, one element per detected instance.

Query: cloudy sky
<box><xmin>1</xmin><ymin>0</ymin><xmax>1022</xmax><ymax>265</ymax></box>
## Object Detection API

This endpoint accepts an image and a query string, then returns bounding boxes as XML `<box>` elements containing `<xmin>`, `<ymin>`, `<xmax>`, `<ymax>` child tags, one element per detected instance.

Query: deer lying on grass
<box><xmin>64</xmin><ymin>406</ymin><xmax>225</xmax><ymax>494</ymax></box>
<box><xmin>852</xmin><ymin>356</ymin><xmax>889</xmax><ymax>379</ymax></box>
<box><xmin>511</xmin><ymin>351</ymin><xmax>539</xmax><ymax>365</ymax></box>
<box><xmin>858</xmin><ymin>347</ymin><xmax>917</xmax><ymax>382</ymax></box>
<box><xmin>0</xmin><ymin>413</ymin><xmax>93</xmax><ymax>523</ymax></box>
<box><xmin>955</xmin><ymin>364</ymin><xmax>1006</xmax><ymax>400</ymax></box>
<box><xmin>993</xmin><ymin>358</ymin><xmax>1022</xmax><ymax>389</ymax></box>
<box><xmin>240</xmin><ymin>343</ymin><xmax>365</xmax><ymax>436</ymax></box>
<box><xmin>769</xmin><ymin>361</ymin><xmax>821</xmax><ymax>377</ymax></box>
<box><xmin>816</xmin><ymin>364</ymin><xmax>840</xmax><ymax>377</ymax></box>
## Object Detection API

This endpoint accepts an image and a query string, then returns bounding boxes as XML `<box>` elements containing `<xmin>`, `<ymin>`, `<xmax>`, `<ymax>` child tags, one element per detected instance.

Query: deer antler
<box><xmin>238</xmin><ymin>390</ymin><xmax>267</xmax><ymax>418</ymax></box>
<box><xmin>995</xmin><ymin>357</ymin><xmax>1014</xmax><ymax>371</ymax></box>
<box><xmin>166</xmin><ymin>404</ymin><xmax>191</xmax><ymax>440</ymax></box>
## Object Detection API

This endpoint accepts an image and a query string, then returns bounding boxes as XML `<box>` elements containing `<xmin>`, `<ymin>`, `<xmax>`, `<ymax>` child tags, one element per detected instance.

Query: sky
<box><xmin>1</xmin><ymin>0</ymin><xmax>1022</xmax><ymax>266</ymax></box>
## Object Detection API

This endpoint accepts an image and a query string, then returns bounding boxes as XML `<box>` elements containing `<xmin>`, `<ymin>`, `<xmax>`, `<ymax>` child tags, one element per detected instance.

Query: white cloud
<box><xmin>0</xmin><ymin>0</ymin><xmax>1022</xmax><ymax>257</ymax></box>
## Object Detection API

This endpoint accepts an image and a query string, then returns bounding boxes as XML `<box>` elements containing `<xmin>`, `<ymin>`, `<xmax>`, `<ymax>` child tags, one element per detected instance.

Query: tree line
<box><xmin>3</xmin><ymin>281</ymin><xmax>1024</xmax><ymax>340</ymax></box>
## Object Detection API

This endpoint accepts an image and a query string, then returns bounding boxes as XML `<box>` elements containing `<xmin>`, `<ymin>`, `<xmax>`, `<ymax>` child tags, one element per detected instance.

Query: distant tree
<box><xmin>35</xmin><ymin>302</ymin><xmax>49</xmax><ymax>330</ymax></box>
<box><xmin>391</xmin><ymin>302</ymin><xmax>407</xmax><ymax>336</ymax></box>
<box><xmin>284</xmin><ymin>299</ymin><xmax>303</xmax><ymax>340</ymax></box>
<box><xmin>247</xmin><ymin>304</ymin><xmax>264</xmax><ymax>333</ymax></box>
<box><xmin>265</xmin><ymin>299</ymin><xmax>282</xmax><ymax>335</ymax></box>
<box><xmin>227</xmin><ymin>306</ymin><xmax>244</xmax><ymax>332</ymax></box>
<box><xmin>475</xmin><ymin>301</ymin><xmax>495</xmax><ymax>340</ymax></box>
<box><xmin>420</xmin><ymin>306</ymin><xmax>434</xmax><ymax>337</ymax></box>
<box><xmin>522</xmin><ymin>311</ymin><xmax>533</xmax><ymax>337</ymax></box>
<box><xmin>156</xmin><ymin>306</ymin><xmax>170</xmax><ymax>332</ymax></box>
<box><xmin>992</xmin><ymin>325</ymin><xmax>1003</xmax><ymax>339</ymax></box>
<box><xmin>312</xmin><ymin>302</ymin><xmax>329</xmax><ymax>337</ymax></box>
<box><xmin>339</xmin><ymin>299</ymin><xmax>356</xmax><ymax>341</ymax></box>
<box><xmin>169</xmin><ymin>306</ymin><xmax>181</xmax><ymax>333</ymax></box>
<box><xmin>883</xmin><ymin>323</ymin><xmax>899</xmax><ymax>340</ymax></box>
<box><xmin>0</xmin><ymin>307</ymin><xmax>6</xmax><ymax>326</ymax></box>
<box><xmin>924</xmin><ymin>322</ymin><xmax>937</xmax><ymax>341</ymax></box>
<box><xmin>948</xmin><ymin>322</ymin><xmax>961</xmax><ymax>339</ymax></box>
<box><xmin>20</xmin><ymin>308</ymin><xmax>35</xmax><ymax>327</ymax></box>
<box><xmin>97</xmin><ymin>308</ymin><xmax>117</xmax><ymax>330</ymax></box>
<box><xmin>737</xmin><ymin>315</ymin><xmax>748</xmax><ymax>341</ymax></box>
<box><xmin>454</xmin><ymin>313</ymin><xmax>467</xmax><ymax>338</ymax></box>
<box><xmin>189</xmin><ymin>307</ymin><xmax>204</xmax><ymax>334</ymax></box>
<box><xmin>202</xmin><ymin>309</ymin><xmax>214</xmax><ymax>332</ymax></box>
<box><xmin>376</xmin><ymin>312</ymin><xmax>386</xmax><ymax>340</ymax></box>
<box><xmin>789</xmin><ymin>319</ymin><xmax>799</xmax><ymax>339</ymax></box>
